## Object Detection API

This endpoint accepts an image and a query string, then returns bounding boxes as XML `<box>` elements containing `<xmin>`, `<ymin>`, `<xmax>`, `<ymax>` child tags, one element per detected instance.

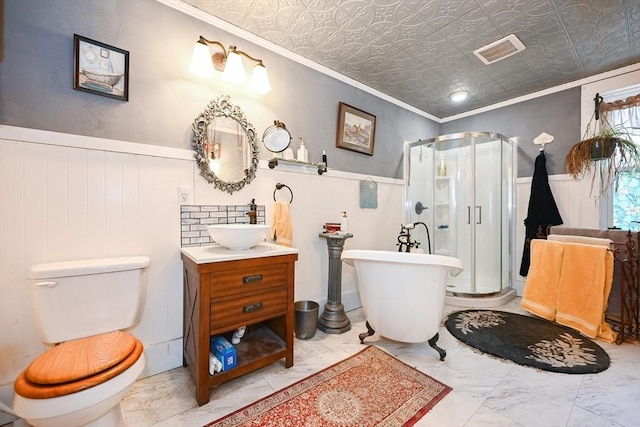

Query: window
<box><xmin>602</xmin><ymin>91</ymin><xmax>640</xmax><ymax>231</ymax></box>
<box><xmin>581</xmin><ymin>70</ymin><xmax>640</xmax><ymax>231</ymax></box>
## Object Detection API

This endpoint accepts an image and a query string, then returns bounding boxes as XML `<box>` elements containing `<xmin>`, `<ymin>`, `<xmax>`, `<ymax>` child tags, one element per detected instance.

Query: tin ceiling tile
<box><xmin>414</xmin><ymin>0</ymin><xmax>478</xmax><ymax>28</ymax></box>
<box><xmin>472</xmin><ymin>80</ymin><xmax>511</xmax><ymax>102</ymax></box>
<box><xmin>439</xmin><ymin>8</ymin><xmax>504</xmax><ymax>52</ymax></box>
<box><xmin>285</xmin><ymin>9</ymin><xmax>321</xmax><ymax>32</ymax></box>
<box><xmin>379</xmin><ymin>18</ymin><xmax>429</xmax><ymax>46</ymax></box>
<box><xmin>318</xmin><ymin>32</ymin><xmax>368</xmax><ymax>64</ymax></box>
<box><xmin>427</xmin><ymin>51</ymin><xmax>479</xmax><ymax>76</ymax></box>
<box><xmin>496</xmin><ymin>7</ymin><xmax>561</xmax><ymax>37</ymax></box>
<box><xmin>358</xmin><ymin>1</ymin><xmax>417</xmax><ymax>30</ymax></box>
<box><xmin>523</xmin><ymin>46</ymin><xmax>577</xmax><ymax>73</ymax></box>
<box><xmin>322</xmin><ymin>0</ymin><xmax>371</xmax><ymax>29</ymax></box>
<box><xmin>475</xmin><ymin>0</ymin><xmax>535</xmax><ymax>18</ymax></box>
<box><xmin>192</xmin><ymin>0</ymin><xmax>254</xmax><ymax>22</ymax></box>
<box><xmin>631</xmin><ymin>26</ymin><xmax>640</xmax><ymax>57</ymax></box>
<box><xmin>272</xmin><ymin>6</ymin><xmax>309</xmax><ymax>31</ymax></box>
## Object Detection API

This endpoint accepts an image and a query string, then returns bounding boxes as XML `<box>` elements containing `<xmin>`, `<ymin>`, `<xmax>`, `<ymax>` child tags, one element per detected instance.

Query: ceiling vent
<box><xmin>473</xmin><ymin>34</ymin><xmax>525</xmax><ymax>65</ymax></box>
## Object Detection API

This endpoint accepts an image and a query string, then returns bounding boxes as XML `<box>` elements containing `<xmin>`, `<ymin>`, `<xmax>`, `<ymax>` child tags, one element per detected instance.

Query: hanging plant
<box><xmin>565</xmin><ymin>93</ymin><xmax>640</xmax><ymax>197</ymax></box>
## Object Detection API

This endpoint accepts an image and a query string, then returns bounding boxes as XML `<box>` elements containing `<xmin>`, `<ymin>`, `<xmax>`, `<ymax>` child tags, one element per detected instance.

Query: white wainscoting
<box><xmin>0</xmin><ymin>127</ymin><xmax>194</xmax><ymax>405</ymax></box>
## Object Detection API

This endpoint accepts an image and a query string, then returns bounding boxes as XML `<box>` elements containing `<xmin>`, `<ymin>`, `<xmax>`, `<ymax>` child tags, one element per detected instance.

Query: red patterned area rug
<box><xmin>204</xmin><ymin>345</ymin><xmax>451</xmax><ymax>427</ymax></box>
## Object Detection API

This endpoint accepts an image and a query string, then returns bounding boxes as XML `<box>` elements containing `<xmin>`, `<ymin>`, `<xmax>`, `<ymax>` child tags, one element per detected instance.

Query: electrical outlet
<box><xmin>178</xmin><ymin>185</ymin><xmax>192</xmax><ymax>205</ymax></box>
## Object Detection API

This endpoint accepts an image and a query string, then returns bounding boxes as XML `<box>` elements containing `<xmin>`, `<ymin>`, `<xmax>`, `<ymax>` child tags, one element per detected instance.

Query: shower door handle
<box><xmin>467</xmin><ymin>206</ymin><xmax>471</xmax><ymax>224</ymax></box>
<box><xmin>476</xmin><ymin>206</ymin><xmax>482</xmax><ymax>224</ymax></box>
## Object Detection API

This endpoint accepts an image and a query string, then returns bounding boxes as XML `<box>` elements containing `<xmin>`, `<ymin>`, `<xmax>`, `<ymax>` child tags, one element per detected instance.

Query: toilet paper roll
<box><xmin>209</xmin><ymin>352</ymin><xmax>222</xmax><ymax>374</ymax></box>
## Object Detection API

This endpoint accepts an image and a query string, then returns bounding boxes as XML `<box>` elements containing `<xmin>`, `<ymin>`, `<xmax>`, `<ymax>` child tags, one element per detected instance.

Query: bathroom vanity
<box><xmin>181</xmin><ymin>243</ymin><xmax>298</xmax><ymax>406</ymax></box>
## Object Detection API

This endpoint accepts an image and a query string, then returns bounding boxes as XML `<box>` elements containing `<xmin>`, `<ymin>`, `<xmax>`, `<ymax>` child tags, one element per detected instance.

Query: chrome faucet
<box><xmin>246</xmin><ymin>199</ymin><xmax>257</xmax><ymax>224</ymax></box>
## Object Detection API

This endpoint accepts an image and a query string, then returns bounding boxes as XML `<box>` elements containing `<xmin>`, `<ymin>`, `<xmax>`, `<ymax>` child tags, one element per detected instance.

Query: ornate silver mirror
<box><xmin>192</xmin><ymin>95</ymin><xmax>259</xmax><ymax>194</ymax></box>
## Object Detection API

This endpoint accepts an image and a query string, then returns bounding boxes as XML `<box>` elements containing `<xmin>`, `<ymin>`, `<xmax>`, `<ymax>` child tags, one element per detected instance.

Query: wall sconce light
<box><xmin>189</xmin><ymin>36</ymin><xmax>272</xmax><ymax>95</ymax></box>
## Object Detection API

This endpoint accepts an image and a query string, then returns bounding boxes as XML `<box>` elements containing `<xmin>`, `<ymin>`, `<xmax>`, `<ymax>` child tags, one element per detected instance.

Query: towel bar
<box><xmin>273</xmin><ymin>183</ymin><xmax>293</xmax><ymax>203</ymax></box>
<box><xmin>548</xmin><ymin>227</ymin><xmax>639</xmax><ymax>344</ymax></box>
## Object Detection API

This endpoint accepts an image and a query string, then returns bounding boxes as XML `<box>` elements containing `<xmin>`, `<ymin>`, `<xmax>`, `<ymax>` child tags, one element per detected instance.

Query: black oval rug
<box><xmin>445</xmin><ymin>310</ymin><xmax>610</xmax><ymax>374</ymax></box>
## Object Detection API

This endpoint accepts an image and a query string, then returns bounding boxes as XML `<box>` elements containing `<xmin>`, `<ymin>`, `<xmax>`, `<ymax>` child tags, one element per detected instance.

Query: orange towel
<box><xmin>271</xmin><ymin>202</ymin><xmax>293</xmax><ymax>247</ymax></box>
<box><xmin>521</xmin><ymin>239</ymin><xmax>564</xmax><ymax>320</ymax></box>
<box><xmin>555</xmin><ymin>243</ymin><xmax>616</xmax><ymax>342</ymax></box>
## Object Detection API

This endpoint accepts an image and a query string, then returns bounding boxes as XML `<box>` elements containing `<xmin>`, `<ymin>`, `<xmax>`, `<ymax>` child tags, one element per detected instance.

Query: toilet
<box><xmin>13</xmin><ymin>256</ymin><xmax>150</xmax><ymax>427</ymax></box>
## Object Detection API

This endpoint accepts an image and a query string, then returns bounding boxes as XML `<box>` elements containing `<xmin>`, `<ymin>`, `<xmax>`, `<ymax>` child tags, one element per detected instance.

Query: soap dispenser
<box><xmin>297</xmin><ymin>137</ymin><xmax>308</xmax><ymax>162</ymax></box>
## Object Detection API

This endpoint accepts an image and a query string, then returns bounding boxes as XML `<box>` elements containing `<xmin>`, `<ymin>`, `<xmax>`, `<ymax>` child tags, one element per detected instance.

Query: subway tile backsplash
<box><xmin>180</xmin><ymin>204</ymin><xmax>266</xmax><ymax>247</ymax></box>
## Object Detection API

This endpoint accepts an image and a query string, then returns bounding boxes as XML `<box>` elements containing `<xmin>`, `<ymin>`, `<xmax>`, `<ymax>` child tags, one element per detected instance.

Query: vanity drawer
<box><xmin>209</xmin><ymin>263</ymin><xmax>289</xmax><ymax>298</ymax></box>
<box><xmin>210</xmin><ymin>288</ymin><xmax>288</xmax><ymax>331</ymax></box>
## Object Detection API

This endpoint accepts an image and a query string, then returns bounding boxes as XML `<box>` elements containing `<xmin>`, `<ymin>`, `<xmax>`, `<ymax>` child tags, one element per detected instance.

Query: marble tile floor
<box><xmin>3</xmin><ymin>297</ymin><xmax>639</xmax><ymax>427</ymax></box>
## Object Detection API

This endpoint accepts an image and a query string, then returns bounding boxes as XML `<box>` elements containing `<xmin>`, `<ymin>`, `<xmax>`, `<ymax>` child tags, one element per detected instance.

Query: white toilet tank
<box><xmin>27</xmin><ymin>256</ymin><xmax>150</xmax><ymax>344</ymax></box>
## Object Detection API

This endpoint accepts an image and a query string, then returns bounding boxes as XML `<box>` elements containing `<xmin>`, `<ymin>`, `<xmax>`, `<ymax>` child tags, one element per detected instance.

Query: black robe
<box><xmin>519</xmin><ymin>151</ymin><xmax>563</xmax><ymax>276</ymax></box>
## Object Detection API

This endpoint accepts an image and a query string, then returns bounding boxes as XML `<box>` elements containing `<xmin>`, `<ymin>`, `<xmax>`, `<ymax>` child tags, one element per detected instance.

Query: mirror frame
<box><xmin>262</xmin><ymin>120</ymin><xmax>292</xmax><ymax>153</ymax></box>
<box><xmin>192</xmin><ymin>95</ymin><xmax>259</xmax><ymax>194</ymax></box>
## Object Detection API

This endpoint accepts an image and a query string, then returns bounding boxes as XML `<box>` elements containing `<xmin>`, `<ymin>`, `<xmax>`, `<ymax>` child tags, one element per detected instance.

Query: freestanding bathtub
<box><xmin>341</xmin><ymin>250</ymin><xmax>463</xmax><ymax>360</ymax></box>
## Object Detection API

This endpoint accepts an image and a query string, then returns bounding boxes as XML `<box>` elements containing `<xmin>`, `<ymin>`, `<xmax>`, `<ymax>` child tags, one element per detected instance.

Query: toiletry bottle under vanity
<box><xmin>297</xmin><ymin>137</ymin><xmax>308</xmax><ymax>162</ymax></box>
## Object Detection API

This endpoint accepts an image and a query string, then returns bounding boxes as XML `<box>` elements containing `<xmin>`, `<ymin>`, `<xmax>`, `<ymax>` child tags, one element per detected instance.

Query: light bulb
<box><xmin>248</xmin><ymin>64</ymin><xmax>272</xmax><ymax>94</ymax></box>
<box><xmin>188</xmin><ymin>42</ymin><xmax>215</xmax><ymax>77</ymax></box>
<box><xmin>222</xmin><ymin>51</ymin><xmax>246</xmax><ymax>85</ymax></box>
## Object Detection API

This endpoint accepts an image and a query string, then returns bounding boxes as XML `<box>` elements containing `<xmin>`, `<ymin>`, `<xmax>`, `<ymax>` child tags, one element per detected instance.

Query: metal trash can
<box><xmin>294</xmin><ymin>300</ymin><xmax>319</xmax><ymax>339</ymax></box>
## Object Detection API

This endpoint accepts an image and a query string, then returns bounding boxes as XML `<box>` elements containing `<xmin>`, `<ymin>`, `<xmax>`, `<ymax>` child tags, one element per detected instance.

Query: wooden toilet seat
<box><xmin>14</xmin><ymin>331</ymin><xmax>143</xmax><ymax>399</ymax></box>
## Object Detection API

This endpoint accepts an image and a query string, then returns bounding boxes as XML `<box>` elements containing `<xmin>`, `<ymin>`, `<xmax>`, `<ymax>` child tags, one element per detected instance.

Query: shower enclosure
<box><xmin>404</xmin><ymin>132</ymin><xmax>514</xmax><ymax>298</ymax></box>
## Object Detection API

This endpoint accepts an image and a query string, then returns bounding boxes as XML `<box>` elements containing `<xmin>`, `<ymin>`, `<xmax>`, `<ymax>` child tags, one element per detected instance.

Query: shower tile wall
<box><xmin>180</xmin><ymin>205</ymin><xmax>266</xmax><ymax>246</ymax></box>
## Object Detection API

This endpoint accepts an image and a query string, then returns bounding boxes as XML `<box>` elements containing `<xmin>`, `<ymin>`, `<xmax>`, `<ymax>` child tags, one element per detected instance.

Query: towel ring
<box><xmin>273</xmin><ymin>183</ymin><xmax>293</xmax><ymax>203</ymax></box>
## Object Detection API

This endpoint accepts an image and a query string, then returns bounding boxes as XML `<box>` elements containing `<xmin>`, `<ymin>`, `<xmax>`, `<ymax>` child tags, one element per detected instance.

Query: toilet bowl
<box><xmin>13</xmin><ymin>257</ymin><xmax>150</xmax><ymax>427</ymax></box>
<box><xmin>13</xmin><ymin>351</ymin><xmax>144</xmax><ymax>427</ymax></box>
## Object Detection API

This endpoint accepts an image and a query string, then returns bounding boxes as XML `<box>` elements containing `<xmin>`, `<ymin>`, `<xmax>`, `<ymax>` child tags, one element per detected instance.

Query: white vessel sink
<box><xmin>207</xmin><ymin>224</ymin><xmax>271</xmax><ymax>250</ymax></box>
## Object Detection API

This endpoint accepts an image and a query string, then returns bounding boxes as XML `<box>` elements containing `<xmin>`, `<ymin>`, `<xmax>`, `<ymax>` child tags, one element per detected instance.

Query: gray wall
<box><xmin>441</xmin><ymin>88</ymin><xmax>581</xmax><ymax>177</ymax></box>
<box><xmin>0</xmin><ymin>0</ymin><xmax>438</xmax><ymax>179</ymax></box>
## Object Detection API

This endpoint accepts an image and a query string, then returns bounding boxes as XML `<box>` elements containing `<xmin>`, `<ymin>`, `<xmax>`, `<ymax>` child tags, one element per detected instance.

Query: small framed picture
<box><xmin>73</xmin><ymin>34</ymin><xmax>129</xmax><ymax>101</ymax></box>
<box><xmin>336</xmin><ymin>102</ymin><xmax>376</xmax><ymax>156</ymax></box>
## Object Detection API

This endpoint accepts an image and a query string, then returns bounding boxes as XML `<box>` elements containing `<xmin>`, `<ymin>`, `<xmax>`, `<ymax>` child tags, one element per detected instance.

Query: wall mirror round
<box><xmin>192</xmin><ymin>95</ymin><xmax>259</xmax><ymax>194</ymax></box>
<box><xmin>262</xmin><ymin>120</ymin><xmax>291</xmax><ymax>153</ymax></box>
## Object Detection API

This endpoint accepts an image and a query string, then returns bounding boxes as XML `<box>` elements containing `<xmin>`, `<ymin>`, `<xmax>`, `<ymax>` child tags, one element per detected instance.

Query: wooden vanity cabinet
<box><xmin>181</xmin><ymin>252</ymin><xmax>298</xmax><ymax>406</ymax></box>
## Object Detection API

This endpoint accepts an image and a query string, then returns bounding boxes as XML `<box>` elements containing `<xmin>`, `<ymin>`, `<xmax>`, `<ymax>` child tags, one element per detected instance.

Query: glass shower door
<box><xmin>473</xmin><ymin>138</ymin><xmax>504</xmax><ymax>294</ymax></box>
<box><xmin>404</xmin><ymin>132</ymin><xmax>513</xmax><ymax>297</ymax></box>
<box><xmin>448</xmin><ymin>138</ymin><xmax>473</xmax><ymax>293</ymax></box>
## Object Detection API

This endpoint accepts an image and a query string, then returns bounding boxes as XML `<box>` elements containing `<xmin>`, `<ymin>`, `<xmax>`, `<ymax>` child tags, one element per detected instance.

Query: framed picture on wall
<box><xmin>73</xmin><ymin>34</ymin><xmax>129</xmax><ymax>101</ymax></box>
<box><xmin>336</xmin><ymin>102</ymin><xmax>376</xmax><ymax>156</ymax></box>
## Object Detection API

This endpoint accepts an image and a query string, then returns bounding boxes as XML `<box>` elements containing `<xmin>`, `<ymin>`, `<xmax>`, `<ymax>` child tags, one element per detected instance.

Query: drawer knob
<box><xmin>243</xmin><ymin>274</ymin><xmax>263</xmax><ymax>284</ymax></box>
<box><xmin>243</xmin><ymin>302</ymin><xmax>263</xmax><ymax>313</ymax></box>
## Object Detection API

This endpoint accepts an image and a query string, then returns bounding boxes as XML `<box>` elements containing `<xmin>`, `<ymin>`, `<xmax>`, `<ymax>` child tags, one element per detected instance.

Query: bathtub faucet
<box><xmin>397</xmin><ymin>222</ymin><xmax>432</xmax><ymax>254</ymax></box>
<box><xmin>397</xmin><ymin>224</ymin><xmax>420</xmax><ymax>252</ymax></box>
